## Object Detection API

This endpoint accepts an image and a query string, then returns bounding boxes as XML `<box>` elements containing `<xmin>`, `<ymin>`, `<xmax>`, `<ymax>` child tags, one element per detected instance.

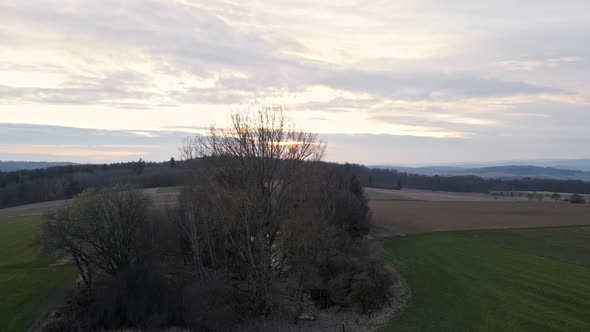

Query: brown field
<box><xmin>370</xmin><ymin>200</ymin><xmax>590</xmax><ymax>237</ymax></box>
<box><xmin>3</xmin><ymin>186</ymin><xmax>589</xmax><ymax>239</ymax></box>
<box><xmin>0</xmin><ymin>199</ymin><xmax>73</xmax><ymax>219</ymax></box>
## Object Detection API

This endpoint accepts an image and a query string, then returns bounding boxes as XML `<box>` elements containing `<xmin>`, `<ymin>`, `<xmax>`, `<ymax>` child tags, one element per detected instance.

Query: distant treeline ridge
<box><xmin>341</xmin><ymin>163</ymin><xmax>590</xmax><ymax>194</ymax></box>
<box><xmin>1</xmin><ymin>159</ymin><xmax>590</xmax><ymax>209</ymax></box>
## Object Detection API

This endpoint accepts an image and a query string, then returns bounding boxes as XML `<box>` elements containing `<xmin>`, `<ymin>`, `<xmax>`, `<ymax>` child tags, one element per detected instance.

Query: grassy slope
<box><xmin>0</xmin><ymin>216</ymin><xmax>77</xmax><ymax>332</ymax></box>
<box><xmin>365</xmin><ymin>190</ymin><xmax>416</xmax><ymax>201</ymax></box>
<box><xmin>383</xmin><ymin>228</ymin><xmax>590</xmax><ymax>331</ymax></box>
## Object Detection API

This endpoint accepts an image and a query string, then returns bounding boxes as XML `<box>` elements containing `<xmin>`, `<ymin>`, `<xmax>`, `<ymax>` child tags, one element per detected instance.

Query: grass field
<box><xmin>383</xmin><ymin>226</ymin><xmax>590</xmax><ymax>331</ymax></box>
<box><xmin>156</xmin><ymin>186</ymin><xmax>181</xmax><ymax>193</ymax></box>
<box><xmin>366</xmin><ymin>190</ymin><xmax>417</xmax><ymax>201</ymax></box>
<box><xmin>0</xmin><ymin>216</ymin><xmax>77</xmax><ymax>332</ymax></box>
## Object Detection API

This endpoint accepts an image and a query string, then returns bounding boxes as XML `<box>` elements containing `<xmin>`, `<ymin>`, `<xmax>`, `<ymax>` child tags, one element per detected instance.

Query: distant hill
<box><xmin>535</xmin><ymin>159</ymin><xmax>590</xmax><ymax>172</ymax></box>
<box><xmin>373</xmin><ymin>165</ymin><xmax>590</xmax><ymax>182</ymax></box>
<box><xmin>0</xmin><ymin>161</ymin><xmax>75</xmax><ymax>172</ymax></box>
<box><xmin>430</xmin><ymin>159</ymin><xmax>590</xmax><ymax>172</ymax></box>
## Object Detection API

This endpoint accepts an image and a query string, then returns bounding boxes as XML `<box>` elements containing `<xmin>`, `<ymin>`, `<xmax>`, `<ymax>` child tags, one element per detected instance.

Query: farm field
<box><xmin>383</xmin><ymin>226</ymin><xmax>590</xmax><ymax>331</ymax></box>
<box><xmin>366</xmin><ymin>189</ymin><xmax>417</xmax><ymax>201</ymax></box>
<box><xmin>365</xmin><ymin>187</ymin><xmax>504</xmax><ymax>202</ymax></box>
<box><xmin>369</xmin><ymin>200</ymin><xmax>590</xmax><ymax>237</ymax></box>
<box><xmin>0</xmin><ymin>216</ymin><xmax>77</xmax><ymax>332</ymax></box>
<box><xmin>0</xmin><ymin>199</ymin><xmax>74</xmax><ymax>219</ymax></box>
<box><xmin>2</xmin><ymin>187</ymin><xmax>589</xmax><ymax>331</ymax></box>
<box><xmin>0</xmin><ymin>187</ymin><xmax>180</xmax><ymax>219</ymax></box>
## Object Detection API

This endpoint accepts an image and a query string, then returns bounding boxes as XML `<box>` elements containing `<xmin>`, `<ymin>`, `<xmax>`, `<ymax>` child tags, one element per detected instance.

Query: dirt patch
<box><xmin>370</xmin><ymin>200</ymin><xmax>590</xmax><ymax>237</ymax></box>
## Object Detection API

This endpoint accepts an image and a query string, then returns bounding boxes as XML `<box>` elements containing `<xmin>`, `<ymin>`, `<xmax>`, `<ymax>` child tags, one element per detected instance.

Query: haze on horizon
<box><xmin>1</xmin><ymin>0</ymin><xmax>590</xmax><ymax>165</ymax></box>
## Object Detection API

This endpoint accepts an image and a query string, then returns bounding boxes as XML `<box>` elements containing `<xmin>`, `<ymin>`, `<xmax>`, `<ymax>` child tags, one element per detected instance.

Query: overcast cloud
<box><xmin>1</xmin><ymin>0</ymin><xmax>589</xmax><ymax>164</ymax></box>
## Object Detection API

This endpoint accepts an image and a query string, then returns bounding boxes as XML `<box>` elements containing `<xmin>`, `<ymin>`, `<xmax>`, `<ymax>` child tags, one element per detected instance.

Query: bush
<box><xmin>350</xmin><ymin>261</ymin><xmax>393</xmax><ymax>313</ymax></box>
<box><xmin>307</xmin><ymin>243</ymin><xmax>394</xmax><ymax>313</ymax></box>
<box><xmin>570</xmin><ymin>194</ymin><xmax>586</xmax><ymax>204</ymax></box>
<box><xmin>85</xmin><ymin>266</ymin><xmax>181</xmax><ymax>329</ymax></box>
<box><xmin>182</xmin><ymin>276</ymin><xmax>246</xmax><ymax>331</ymax></box>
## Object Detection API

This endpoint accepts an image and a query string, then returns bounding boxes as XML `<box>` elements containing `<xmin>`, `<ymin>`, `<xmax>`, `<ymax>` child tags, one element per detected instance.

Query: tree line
<box><xmin>0</xmin><ymin>159</ymin><xmax>185</xmax><ymax>209</ymax></box>
<box><xmin>3</xmin><ymin>148</ymin><xmax>590</xmax><ymax>211</ymax></box>
<box><xmin>340</xmin><ymin>163</ymin><xmax>590</xmax><ymax>194</ymax></box>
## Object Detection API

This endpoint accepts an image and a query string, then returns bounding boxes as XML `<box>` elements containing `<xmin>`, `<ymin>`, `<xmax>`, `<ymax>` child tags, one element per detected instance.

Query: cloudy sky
<box><xmin>1</xmin><ymin>0</ymin><xmax>590</xmax><ymax>165</ymax></box>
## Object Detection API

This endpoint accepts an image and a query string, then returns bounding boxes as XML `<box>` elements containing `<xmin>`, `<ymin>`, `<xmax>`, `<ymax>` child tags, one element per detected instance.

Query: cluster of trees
<box><xmin>0</xmin><ymin>160</ymin><xmax>186</xmax><ymax>209</ymax></box>
<box><xmin>343</xmin><ymin>164</ymin><xmax>590</xmax><ymax>195</ymax></box>
<box><xmin>41</xmin><ymin>108</ymin><xmax>393</xmax><ymax>331</ymax></box>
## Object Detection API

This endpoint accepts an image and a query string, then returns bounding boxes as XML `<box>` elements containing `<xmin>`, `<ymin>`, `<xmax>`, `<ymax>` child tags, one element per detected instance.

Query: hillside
<box><xmin>375</xmin><ymin>165</ymin><xmax>590</xmax><ymax>181</ymax></box>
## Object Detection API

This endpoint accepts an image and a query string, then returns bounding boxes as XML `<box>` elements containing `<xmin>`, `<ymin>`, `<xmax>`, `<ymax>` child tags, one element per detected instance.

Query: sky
<box><xmin>1</xmin><ymin>0</ymin><xmax>590</xmax><ymax>165</ymax></box>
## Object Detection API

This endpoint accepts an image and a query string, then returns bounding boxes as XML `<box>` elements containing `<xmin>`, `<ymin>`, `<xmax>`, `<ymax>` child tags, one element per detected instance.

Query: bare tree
<box><xmin>42</xmin><ymin>207</ymin><xmax>96</xmax><ymax>288</ymax></box>
<box><xmin>180</xmin><ymin>106</ymin><xmax>325</xmax><ymax>312</ymax></box>
<box><xmin>41</xmin><ymin>185</ymin><xmax>152</xmax><ymax>287</ymax></box>
<box><xmin>177</xmin><ymin>106</ymin><xmax>384</xmax><ymax>318</ymax></box>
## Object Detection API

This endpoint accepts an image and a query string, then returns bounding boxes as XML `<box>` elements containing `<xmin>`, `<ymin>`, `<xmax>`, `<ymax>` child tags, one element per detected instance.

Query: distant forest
<box><xmin>340</xmin><ymin>163</ymin><xmax>590</xmax><ymax>194</ymax></box>
<box><xmin>1</xmin><ymin>159</ymin><xmax>590</xmax><ymax>209</ymax></box>
<box><xmin>0</xmin><ymin>159</ymin><xmax>186</xmax><ymax>209</ymax></box>
<box><xmin>0</xmin><ymin>161</ymin><xmax>74</xmax><ymax>172</ymax></box>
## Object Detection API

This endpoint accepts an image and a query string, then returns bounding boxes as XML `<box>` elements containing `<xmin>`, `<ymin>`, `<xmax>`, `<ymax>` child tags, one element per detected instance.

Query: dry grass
<box><xmin>370</xmin><ymin>200</ymin><xmax>590</xmax><ymax>237</ymax></box>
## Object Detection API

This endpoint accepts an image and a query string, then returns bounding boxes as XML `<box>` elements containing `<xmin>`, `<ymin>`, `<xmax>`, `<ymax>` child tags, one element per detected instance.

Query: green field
<box><xmin>0</xmin><ymin>216</ymin><xmax>77</xmax><ymax>332</ymax></box>
<box><xmin>157</xmin><ymin>186</ymin><xmax>181</xmax><ymax>193</ymax></box>
<box><xmin>383</xmin><ymin>227</ymin><xmax>590</xmax><ymax>331</ymax></box>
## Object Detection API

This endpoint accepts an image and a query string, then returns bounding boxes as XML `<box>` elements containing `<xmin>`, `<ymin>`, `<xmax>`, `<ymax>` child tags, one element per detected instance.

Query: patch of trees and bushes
<box><xmin>40</xmin><ymin>108</ymin><xmax>395</xmax><ymax>331</ymax></box>
<box><xmin>569</xmin><ymin>193</ymin><xmax>587</xmax><ymax>204</ymax></box>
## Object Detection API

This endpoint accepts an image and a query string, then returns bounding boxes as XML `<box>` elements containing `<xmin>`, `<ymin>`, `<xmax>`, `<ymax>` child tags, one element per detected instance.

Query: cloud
<box><xmin>312</xmin><ymin>70</ymin><xmax>563</xmax><ymax>100</ymax></box>
<box><xmin>496</xmin><ymin>57</ymin><xmax>581</xmax><ymax>71</ymax></box>
<box><xmin>0</xmin><ymin>144</ymin><xmax>146</xmax><ymax>160</ymax></box>
<box><xmin>0</xmin><ymin>123</ymin><xmax>189</xmax><ymax>162</ymax></box>
<box><xmin>0</xmin><ymin>70</ymin><xmax>154</xmax><ymax>106</ymax></box>
<box><xmin>1</xmin><ymin>0</ymin><xmax>590</xmax><ymax>163</ymax></box>
<box><xmin>2</xmin><ymin>111</ymin><xmax>590</xmax><ymax>165</ymax></box>
<box><xmin>0</xmin><ymin>0</ymin><xmax>570</xmax><ymax>107</ymax></box>
<box><xmin>321</xmin><ymin>131</ymin><xmax>590</xmax><ymax>165</ymax></box>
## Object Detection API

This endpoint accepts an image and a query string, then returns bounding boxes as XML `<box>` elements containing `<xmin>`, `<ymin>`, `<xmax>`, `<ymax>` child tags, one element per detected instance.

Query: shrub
<box><xmin>85</xmin><ymin>266</ymin><xmax>181</xmax><ymax>329</ymax></box>
<box><xmin>307</xmin><ymin>243</ymin><xmax>394</xmax><ymax>313</ymax></box>
<box><xmin>570</xmin><ymin>194</ymin><xmax>586</xmax><ymax>204</ymax></box>
<box><xmin>350</xmin><ymin>261</ymin><xmax>393</xmax><ymax>313</ymax></box>
<box><xmin>182</xmin><ymin>276</ymin><xmax>246</xmax><ymax>331</ymax></box>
